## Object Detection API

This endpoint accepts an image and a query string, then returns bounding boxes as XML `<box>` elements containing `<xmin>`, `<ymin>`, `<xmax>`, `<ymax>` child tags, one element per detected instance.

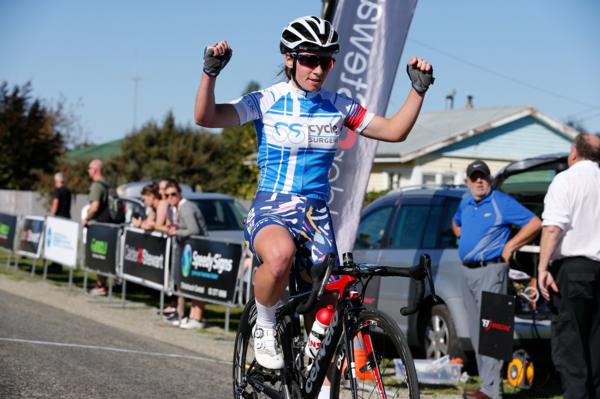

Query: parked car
<box><xmin>353</xmin><ymin>153</ymin><xmax>568</xmax><ymax>360</ymax></box>
<box><xmin>118</xmin><ymin>191</ymin><xmax>246</xmax><ymax>242</ymax></box>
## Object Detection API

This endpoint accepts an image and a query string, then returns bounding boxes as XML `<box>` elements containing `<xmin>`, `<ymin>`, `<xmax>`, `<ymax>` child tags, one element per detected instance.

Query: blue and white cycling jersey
<box><xmin>231</xmin><ymin>81</ymin><xmax>374</xmax><ymax>201</ymax></box>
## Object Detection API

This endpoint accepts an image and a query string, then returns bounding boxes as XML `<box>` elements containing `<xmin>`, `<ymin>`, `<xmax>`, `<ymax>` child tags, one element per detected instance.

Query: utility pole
<box><xmin>132</xmin><ymin>76</ymin><xmax>141</xmax><ymax>131</ymax></box>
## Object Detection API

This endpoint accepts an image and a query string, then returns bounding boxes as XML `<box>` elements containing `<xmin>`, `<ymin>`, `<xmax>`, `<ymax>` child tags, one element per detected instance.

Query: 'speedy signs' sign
<box><xmin>175</xmin><ymin>236</ymin><xmax>243</xmax><ymax>304</ymax></box>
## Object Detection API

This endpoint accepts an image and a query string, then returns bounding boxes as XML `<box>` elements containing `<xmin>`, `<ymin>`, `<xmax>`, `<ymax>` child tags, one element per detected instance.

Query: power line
<box><xmin>408</xmin><ymin>38</ymin><xmax>600</xmax><ymax>110</ymax></box>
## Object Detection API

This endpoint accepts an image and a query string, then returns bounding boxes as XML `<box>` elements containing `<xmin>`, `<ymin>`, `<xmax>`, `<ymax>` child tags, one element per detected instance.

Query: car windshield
<box><xmin>190</xmin><ymin>199</ymin><xmax>246</xmax><ymax>231</ymax></box>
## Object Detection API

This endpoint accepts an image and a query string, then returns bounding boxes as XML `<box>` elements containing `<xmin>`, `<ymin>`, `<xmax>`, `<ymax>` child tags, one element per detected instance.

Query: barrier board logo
<box><xmin>181</xmin><ymin>244</ymin><xmax>193</xmax><ymax>278</ymax></box>
<box><xmin>46</xmin><ymin>228</ymin><xmax>53</xmax><ymax>248</ymax></box>
<box><xmin>90</xmin><ymin>238</ymin><xmax>109</xmax><ymax>260</ymax></box>
<box><xmin>0</xmin><ymin>223</ymin><xmax>10</xmax><ymax>239</ymax></box>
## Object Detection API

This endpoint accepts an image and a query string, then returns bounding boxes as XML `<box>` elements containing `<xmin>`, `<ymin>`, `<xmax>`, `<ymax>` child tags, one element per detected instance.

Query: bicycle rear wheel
<box><xmin>330</xmin><ymin>309</ymin><xmax>419</xmax><ymax>399</ymax></box>
<box><xmin>233</xmin><ymin>298</ymin><xmax>284</xmax><ymax>398</ymax></box>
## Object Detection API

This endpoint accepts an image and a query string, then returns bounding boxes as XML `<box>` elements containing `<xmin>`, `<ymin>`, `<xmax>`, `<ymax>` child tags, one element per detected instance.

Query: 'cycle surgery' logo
<box><xmin>273</xmin><ymin>122</ymin><xmax>305</xmax><ymax>144</ymax></box>
<box><xmin>181</xmin><ymin>244</ymin><xmax>193</xmax><ymax>278</ymax></box>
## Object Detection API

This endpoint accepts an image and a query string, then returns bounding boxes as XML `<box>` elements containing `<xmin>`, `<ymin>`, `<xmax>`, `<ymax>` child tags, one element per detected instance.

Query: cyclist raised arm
<box><xmin>194</xmin><ymin>15</ymin><xmax>434</xmax><ymax>383</ymax></box>
<box><xmin>194</xmin><ymin>40</ymin><xmax>239</xmax><ymax>127</ymax></box>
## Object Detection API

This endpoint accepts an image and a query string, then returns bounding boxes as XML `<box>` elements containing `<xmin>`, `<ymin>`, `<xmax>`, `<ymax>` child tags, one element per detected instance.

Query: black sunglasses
<box><xmin>165</xmin><ymin>192</ymin><xmax>179</xmax><ymax>198</ymax></box>
<box><xmin>291</xmin><ymin>53</ymin><xmax>335</xmax><ymax>70</ymax></box>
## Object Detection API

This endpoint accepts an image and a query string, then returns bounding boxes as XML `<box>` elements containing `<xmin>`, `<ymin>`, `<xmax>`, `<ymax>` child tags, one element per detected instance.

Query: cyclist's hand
<box><xmin>406</xmin><ymin>56</ymin><xmax>434</xmax><ymax>94</ymax></box>
<box><xmin>204</xmin><ymin>40</ymin><xmax>232</xmax><ymax>77</ymax></box>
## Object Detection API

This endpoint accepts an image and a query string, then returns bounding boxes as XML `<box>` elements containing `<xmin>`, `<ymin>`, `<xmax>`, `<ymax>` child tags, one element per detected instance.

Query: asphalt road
<box><xmin>0</xmin><ymin>289</ymin><xmax>232</xmax><ymax>398</ymax></box>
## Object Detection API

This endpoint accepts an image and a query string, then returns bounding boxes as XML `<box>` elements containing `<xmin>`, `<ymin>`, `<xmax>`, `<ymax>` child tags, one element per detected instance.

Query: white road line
<box><xmin>0</xmin><ymin>337</ymin><xmax>232</xmax><ymax>365</ymax></box>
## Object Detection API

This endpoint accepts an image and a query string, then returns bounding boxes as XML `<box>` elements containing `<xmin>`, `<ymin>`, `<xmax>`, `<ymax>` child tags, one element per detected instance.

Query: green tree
<box><xmin>0</xmin><ymin>82</ymin><xmax>65</xmax><ymax>190</ymax></box>
<box><xmin>109</xmin><ymin>111</ymin><xmax>223</xmax><ymax>190</ymax></box>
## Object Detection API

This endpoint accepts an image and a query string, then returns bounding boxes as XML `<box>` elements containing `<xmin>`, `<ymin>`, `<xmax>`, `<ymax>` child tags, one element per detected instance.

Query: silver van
<box><xmin>353</xmin><ymin>154</ymin><xmax>568</xmax><ymax>359</ymax></box>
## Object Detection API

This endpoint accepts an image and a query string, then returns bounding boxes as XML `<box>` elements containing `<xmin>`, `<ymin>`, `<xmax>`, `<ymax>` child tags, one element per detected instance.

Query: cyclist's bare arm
<box><xmin>361</xmin><ymin>56</ymin><xmax>431</xmax><ymax>142</ymax></box>
<box><xmin>194</xmin><ymin>40</ymin><xmax>240</xmax><ymax>128</ymax></box>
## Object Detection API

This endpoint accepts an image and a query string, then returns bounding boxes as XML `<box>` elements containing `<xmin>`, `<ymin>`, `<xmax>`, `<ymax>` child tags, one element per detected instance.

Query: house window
<box><xmin>442</xmin><ymin>174</ymin><xmax>455</xmax><ymax>185</ymax></box>
<box><xmin>422</xmin><ymin>173</ymin><xmax>436</xmax><ymax>185</ymax></box>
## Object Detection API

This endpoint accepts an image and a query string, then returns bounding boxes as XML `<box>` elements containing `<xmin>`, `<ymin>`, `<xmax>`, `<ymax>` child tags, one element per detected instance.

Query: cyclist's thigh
<box><xmin>253</xmin><ymin>225</ymin><xmax>295</xmax><ymax>267</ymax></box>
<box><xmin>244</xmin><ymin>192</ymin><xmax>300</xmax><ymax>256</ymax></box>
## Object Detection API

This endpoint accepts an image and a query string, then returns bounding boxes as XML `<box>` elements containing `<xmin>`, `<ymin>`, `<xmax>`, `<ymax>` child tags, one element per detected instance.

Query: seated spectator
<box><xmin>164</xmin><ymin>180</ymin><xmax>209</xmax><ymax>330</ymax></box>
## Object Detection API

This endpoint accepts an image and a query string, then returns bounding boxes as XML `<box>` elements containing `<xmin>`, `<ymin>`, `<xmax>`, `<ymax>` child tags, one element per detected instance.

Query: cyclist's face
<box><xmin>286</xmin><ymin>51</ymin><xmax>335</xmax><ymax>92</ymax></box>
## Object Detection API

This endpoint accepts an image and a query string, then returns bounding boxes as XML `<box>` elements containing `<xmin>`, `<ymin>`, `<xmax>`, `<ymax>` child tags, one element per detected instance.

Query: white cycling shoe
<box><xmin>253</xmin><ymin>324</ymin><xmax>284</xmax><ymax>369</ymax></box>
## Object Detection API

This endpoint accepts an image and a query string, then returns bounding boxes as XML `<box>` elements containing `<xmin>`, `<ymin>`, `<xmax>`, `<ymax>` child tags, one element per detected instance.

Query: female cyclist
<box><xmin>195</xmin><ymin>15</ymin><xmax>434</xmax><ymax>374</ymax></box>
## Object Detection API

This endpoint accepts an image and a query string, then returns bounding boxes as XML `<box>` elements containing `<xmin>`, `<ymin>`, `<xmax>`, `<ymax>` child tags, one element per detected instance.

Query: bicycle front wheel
<box><xmin>330</xmin><ymin>309</ymin><xmax>420</xmax><ymax>399</ymax></box>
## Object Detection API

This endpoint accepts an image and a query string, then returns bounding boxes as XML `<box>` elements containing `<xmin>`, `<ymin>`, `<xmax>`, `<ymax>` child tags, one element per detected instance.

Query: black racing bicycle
<box><xmin>233</xmin><ymin>250</ymin><xmax>435</xmax><ymax>399</ymax></box>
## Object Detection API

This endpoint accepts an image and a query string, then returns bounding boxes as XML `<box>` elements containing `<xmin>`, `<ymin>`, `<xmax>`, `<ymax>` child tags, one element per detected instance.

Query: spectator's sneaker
<box><xmin>90</xmin><ymin>286</ymin><xmax>107</xmax><ymax>296</ymax></box>
<box><xmin>179</xmin><ymin>318</ymin><xmax>205</xmax><ymax>330</ymax></box>
<box><xmin>164</xmin><ymin>313</ymin><xmax>184</xmax><ymax>326</ymax></box>
<box><xmin>253</xmin><ymin>324</ymin><xmax>284</xmax><ymax>369</ymax></box>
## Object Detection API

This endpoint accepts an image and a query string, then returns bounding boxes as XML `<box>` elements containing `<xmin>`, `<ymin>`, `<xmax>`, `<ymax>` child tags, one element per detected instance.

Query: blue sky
<box><xmin>1</xmin><ymin>0</ymin><xmax>599</xmax><ymax>144</ymax></box>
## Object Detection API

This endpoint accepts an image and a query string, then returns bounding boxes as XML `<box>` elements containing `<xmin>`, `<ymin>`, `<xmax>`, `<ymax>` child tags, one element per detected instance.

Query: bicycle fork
<box><xmin>341</xmin><ymin>317</ymin><xmax>388</xmax><ymax>399</ymax></box>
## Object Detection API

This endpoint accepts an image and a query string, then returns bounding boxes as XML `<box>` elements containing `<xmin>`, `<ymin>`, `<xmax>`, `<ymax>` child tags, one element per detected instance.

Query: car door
<box><xmin>377</xmin><ymin>195</ymin><xmax>440</xmax><ymax>338</ymax></box>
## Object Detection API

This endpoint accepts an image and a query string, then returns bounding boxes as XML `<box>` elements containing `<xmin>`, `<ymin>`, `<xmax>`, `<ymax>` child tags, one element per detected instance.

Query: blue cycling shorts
<box><xmin>244</xmin><ymin>191</ymin><xmax>339</xmax><ymax>291</ymax></box>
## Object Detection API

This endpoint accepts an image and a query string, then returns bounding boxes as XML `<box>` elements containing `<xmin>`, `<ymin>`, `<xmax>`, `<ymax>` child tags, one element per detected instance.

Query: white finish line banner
<box><xmin>44</xmin><ymin>216</ymin><xmax>80</xmax><ymax>268</ymax></box>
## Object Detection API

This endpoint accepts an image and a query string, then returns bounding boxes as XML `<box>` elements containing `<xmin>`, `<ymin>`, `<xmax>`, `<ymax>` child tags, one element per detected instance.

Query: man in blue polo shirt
<box><xmin>452</xmin><ymin>160</ymin><xmax>541</xmax><ymax>399</ymax></box>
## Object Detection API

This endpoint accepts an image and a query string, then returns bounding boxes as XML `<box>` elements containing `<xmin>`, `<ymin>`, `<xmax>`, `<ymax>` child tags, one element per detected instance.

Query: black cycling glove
<box><xmin>407</xmin><ymin>64</ymin><xmax>435</xmax><ymax>94</ymax></box>
<box><xmin>203</xmin><ymin>46</ymin><xmax>232</xmax><ymax>77</ymax></box>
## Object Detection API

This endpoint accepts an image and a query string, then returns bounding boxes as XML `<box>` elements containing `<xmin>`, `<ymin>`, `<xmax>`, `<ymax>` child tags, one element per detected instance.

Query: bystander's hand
<box><xmin>501</xmin><ymin>244</ymin><xmax>514</xmax><ymax>264</ymax></box>
<box><xmin>141</xmin><ymin>220</ymin><xmax>154</xmax><ymax>231</ymax></box>
<box><xmin>538</xmin><ymin>269</ymin><xmax>559</xmax><ymax>301</ymax></box>
<box><xmin>167</xmin><ymin>226</ymin><xmax>177</xmax><ymax>236</ymax></box>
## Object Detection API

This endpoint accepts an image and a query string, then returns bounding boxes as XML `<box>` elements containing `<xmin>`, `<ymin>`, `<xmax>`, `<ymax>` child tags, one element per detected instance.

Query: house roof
<box><xmin>375</xmin><ymin>106</ymin><xmax>579</xmax><ymax>163</ymax></box>
<box><xmin>67</xmin><ymin>138</ymin><xmax>124</xmax><ymax>162</ymax></box>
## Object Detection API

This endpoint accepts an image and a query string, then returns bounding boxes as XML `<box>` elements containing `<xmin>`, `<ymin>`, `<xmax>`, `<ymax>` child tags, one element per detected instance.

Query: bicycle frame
<box><xmin>239</xmin><ymin>252</ymin><xmax>432</xmax><ymax>399</ymax></box>
<box><xmin>246</xmin><ymin>273</ymin><xmax>384</xmax><ymax>399</ymax></box>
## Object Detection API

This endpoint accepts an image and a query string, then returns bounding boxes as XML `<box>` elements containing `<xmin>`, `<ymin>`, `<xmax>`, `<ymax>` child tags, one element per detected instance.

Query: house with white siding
<box><xmin>368</xmin><ymin>105</ymin><xmax>579</xmax><ymax>192</ymax></box>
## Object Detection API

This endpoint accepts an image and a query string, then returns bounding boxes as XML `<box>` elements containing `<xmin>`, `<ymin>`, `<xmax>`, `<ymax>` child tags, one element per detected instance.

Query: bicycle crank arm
<box><xmin>245</xmin><ymin>374</ymin><xmax>284</xmax><ymax>399</ymax></box>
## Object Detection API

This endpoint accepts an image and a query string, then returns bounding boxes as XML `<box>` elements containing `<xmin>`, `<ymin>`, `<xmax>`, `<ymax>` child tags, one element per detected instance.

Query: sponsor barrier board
<box><xmin>120</xmin><ymin>227</ymin><xmax>170</xmax><ymax>292</ymax></box>
<box><xmin>17</xmin><ymin>216</ymin><xmax>45</xmax><ymax>258</ymax></box>
<box><xmin>174</xmin><ymin>236</ymin><xmax>244</xmax><ymax>305</ymax></box>
<box><xmin>479</xmin><ymin>291</ymin><xmax>516</xmax><ymax>360</ymax></box>
<box><xmin>43</xmin><ymin>216</ymin><xmax>80</xmax><ymax>268</ymax></box>
<box><xmin>84</xmin><ymin>222</ymin><xmax>121</xmax><ymax>276</ymax></box>
<box><xmin>0</xmin><ymin>212</ymin><xmax>18</xmax><ymax>252</ymax></box>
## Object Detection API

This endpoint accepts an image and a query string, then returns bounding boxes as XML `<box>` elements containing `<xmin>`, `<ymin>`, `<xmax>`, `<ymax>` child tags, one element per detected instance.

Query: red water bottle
<box><xmin>305</xmin><ymin>305</ymin><xmax>334</xmax><ymax>360</ymax></box>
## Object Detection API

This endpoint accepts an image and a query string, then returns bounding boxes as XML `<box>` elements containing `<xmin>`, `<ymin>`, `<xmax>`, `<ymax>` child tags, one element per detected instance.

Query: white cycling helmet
<box><xmin>280</xmin><ymin>16</ymin><xmax>340</xmax><ymax>54</ymax></box>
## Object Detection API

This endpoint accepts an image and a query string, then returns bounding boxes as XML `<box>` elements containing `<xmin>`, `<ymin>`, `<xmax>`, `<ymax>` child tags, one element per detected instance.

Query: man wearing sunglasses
<box><xmin>194</xmin><ymin>15</ymin><xmax>434</xmax><ymax>388</ymax></box>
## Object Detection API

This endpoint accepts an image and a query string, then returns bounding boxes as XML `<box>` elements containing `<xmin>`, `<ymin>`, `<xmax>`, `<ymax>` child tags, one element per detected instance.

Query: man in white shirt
<box><xmin>538</xmin><ymin>133</ymin><xmax>600</xmax><ymax>399</ymax></box>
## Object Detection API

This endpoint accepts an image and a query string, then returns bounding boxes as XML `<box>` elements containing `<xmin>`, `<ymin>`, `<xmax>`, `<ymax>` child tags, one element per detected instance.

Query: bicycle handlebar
<box><xmin>294</xmin><ymin>252</ymin><xmax>435</xmax><ymax>316</ymax></box>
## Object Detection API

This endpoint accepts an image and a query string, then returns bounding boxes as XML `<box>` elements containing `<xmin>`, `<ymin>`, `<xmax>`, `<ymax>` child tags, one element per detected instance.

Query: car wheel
<box><xmin>423</xmin><ymin>304</ymin><xmax>459</xmax><ymax>360</ymax></box>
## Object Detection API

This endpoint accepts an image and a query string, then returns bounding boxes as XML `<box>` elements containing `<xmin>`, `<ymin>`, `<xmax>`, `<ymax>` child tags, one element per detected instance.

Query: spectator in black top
<box><xmin>83</xmin><ymin>159</ymin><xmax>109</xmax><ymax>296</ymax></box>
<box><xmin>51</xmin><ymin>172</ymin><xmax>71</xmax><ymax>219</ymax></box>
